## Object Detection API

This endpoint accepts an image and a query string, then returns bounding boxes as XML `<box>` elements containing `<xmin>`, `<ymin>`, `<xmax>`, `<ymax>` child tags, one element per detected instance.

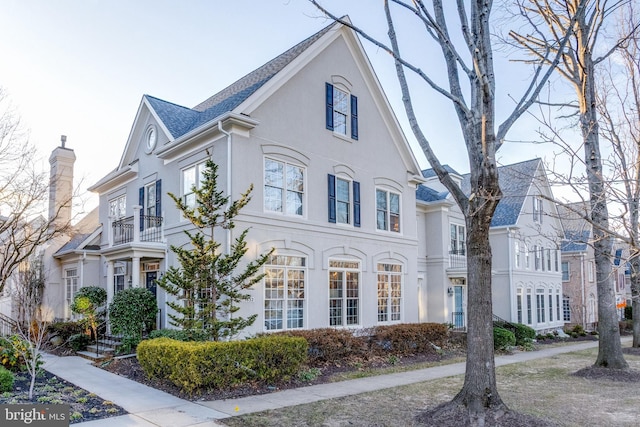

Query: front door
<box><xmin>451</xmin><ymin>278</ymin><xmax>466</xmax><ymax>329</ymax></box>
<box><xmin>146</xmin><ymin>271</ymin><xmax>157</xmax><ymax>297</ymax></box>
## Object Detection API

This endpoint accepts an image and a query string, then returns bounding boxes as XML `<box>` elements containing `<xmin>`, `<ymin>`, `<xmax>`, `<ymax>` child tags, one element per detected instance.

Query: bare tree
<box><xmin>596</xmin><ymin>2</ymin><xmax>640</xmax><ymax>347</ymax></box>
<box><xmin>510</xmin><ymin>0</ymin><xmax>636</xmax><ymax>369</ymax></box>
<box><xmin>310</xmin><ymin>1</ymin><xmax>577</xmax><ymax>424</ymax></box>
<box><xmin>0</xmin><ymin>87</ymin><xmax>73</xmax><ymax>296</ymax></box>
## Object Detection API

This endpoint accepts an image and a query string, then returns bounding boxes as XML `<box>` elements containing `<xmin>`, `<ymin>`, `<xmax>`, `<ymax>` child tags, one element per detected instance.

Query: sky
<box><xmin>0</xmin><ymin>0</ymin><xmax>562</xmax><ymax>213</ymax></box>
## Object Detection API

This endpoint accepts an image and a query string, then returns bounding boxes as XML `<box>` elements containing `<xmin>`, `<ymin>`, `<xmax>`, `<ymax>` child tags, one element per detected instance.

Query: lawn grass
<box><xmin>220</xmin><ymin>345</ymin><xmax>640</xmax><ymax>427</ymax></box>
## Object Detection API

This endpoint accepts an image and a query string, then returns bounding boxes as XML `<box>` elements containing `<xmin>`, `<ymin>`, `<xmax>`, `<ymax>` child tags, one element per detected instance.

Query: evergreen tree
<box><xmin>157</xmin><ymin>158</ymin><xmax>272</xmax><ymax>340</ymax></box>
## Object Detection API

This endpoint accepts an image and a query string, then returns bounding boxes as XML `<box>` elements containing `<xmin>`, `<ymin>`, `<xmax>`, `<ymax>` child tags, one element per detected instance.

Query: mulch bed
<box><xmin>0</xmin><ymin>368</ymin><xmax>127</xmax><ymax>424</ymax></box>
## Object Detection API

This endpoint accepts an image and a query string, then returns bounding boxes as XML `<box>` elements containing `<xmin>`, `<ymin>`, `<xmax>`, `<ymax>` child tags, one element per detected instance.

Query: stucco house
<box><xmin>84</xmin><ymin>19</ymin><xmax>425</xmax><ymax>335</ymax></box>
<box><xmin>416</xmin><ymin>159</ymin><xmax>565</xmax><ymax>332</ymax></box>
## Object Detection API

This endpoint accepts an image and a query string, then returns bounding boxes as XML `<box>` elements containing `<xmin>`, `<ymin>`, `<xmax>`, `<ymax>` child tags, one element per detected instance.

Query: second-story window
<box><xmin>139</xmin><ymin>180</ymin><xmax>161</xmax><ymax>230</ymax></box>
<box><xmin>182</xmin><ymin>161</ymin><xmax>206</xmax><ymax>208</ymax></box>
<box><xmin>265</xmin><ymin>159</ymin><xmax>305</xmax><ymax>216</ymax></box>
<box><xmin>376</xmin><ymin>189</ymin><xmax>400</xmax><ymax>232</ymax></box>
<box><xmin>450</xmin><ymin>224</ymin><xmax>466</xmax><ymax>256</ymax></box>
<box><xmin>328</xmin><ymin>174</ymin><xmax>360</xmax><ymax>227</ymax></box>
<box><xmin>533</xmin><ymin>196</ymin><xmax>543</xmax><ymax>223</ymax></box>
<box><xmin>109</xmin><ymin>195</ymin><xmax>126</xmax><ymax>219</ymax></box>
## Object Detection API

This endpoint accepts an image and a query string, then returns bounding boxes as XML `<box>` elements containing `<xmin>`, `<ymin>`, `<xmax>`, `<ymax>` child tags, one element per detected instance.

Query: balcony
<box><xmin>110</xmin><ymin>206</ymin><xmax>164</xmax><ymax>246</ymax></box>
<box><xmin>449</xmin><ymin>249</ymin><xmax>467</xmax><ymax>269</ymax></box>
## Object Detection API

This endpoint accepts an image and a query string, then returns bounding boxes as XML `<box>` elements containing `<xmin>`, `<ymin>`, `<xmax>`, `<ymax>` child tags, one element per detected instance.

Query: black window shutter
<box><xmin>328</xmin><ymin>174</ymin><xmax>336</xmax><ymax>223</ymax></box>
<box><xmin>139</xmin><ymin>187</ymin><xmax>145</xmax><ymax>231</ymax></box>
<box><xmin>326</xmin><ymin>83</ymin><xmax>334</xmax><ymax>131</ymax></box>
<box><xmin>353</xmin><ymin>181</ymin><xmax>361</xmax><ymax>227</ymax></box>
<box><xmin>350</xmin><ymin>94</ymin><xmax>358</xmax><ymax>140</ymax></box>
<box><xmin>155</xmin><ymin>179</ymin><xmax>162</xmax><ymax>217</ymax></box>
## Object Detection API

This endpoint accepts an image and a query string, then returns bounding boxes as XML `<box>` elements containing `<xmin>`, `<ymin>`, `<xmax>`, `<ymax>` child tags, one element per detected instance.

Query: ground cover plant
<box><xmin>0</xmin><ymin>368</ymin><xmax>126</xmax><ymax>424</ymax></box>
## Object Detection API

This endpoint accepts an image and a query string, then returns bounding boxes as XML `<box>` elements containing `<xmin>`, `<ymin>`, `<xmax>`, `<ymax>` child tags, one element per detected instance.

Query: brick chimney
<box><xmin>48</xmin><ymin>135</ymin><xmax>76</xmax><ymax>229</ymax></box>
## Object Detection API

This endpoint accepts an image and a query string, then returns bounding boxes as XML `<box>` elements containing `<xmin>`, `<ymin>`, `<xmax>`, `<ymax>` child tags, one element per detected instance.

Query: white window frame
<box><xmin>182</xmin><ymin>161</ymin><xmax>206</xmax><ymax>209</ymax></box>
<box><xmin>524</xmin><ymin>243</ymin><xmax>530</xmax><ymax>269</ymax></box>
<box><xmin>329</xmin><ymin>259</ymin><xmax>360</xmax><ymax>327</ymax></box>
<box><xmin>65</xmin><ymin>268</ymin><xmax>79</xmax><ymax>308</ymax></box>
<box><xmin>561</xmin><ymin>261</ymin><xmax>570</xmax><ymax>281</ymax></box>
<box><xmin>264</xmin><ymin>158</ymin><xmax>305</xmax><ymax>217</ymax></box>
<box><xmin>450</xmin><ymin>224</ymin><xmax>466</xmax><ymax>256</ymax></box>
<box><xmin>376</xmin><ymin>189</ymin><xmax>401</xmax><ymax>233</ymax></box>
<box><xmin>536</xmin><ymin>288</ymin><xmax>546</xmax><ymax>323</ymax></box>
<box><xmin>114</xmin><ymin>264</ymin><xmax>126</xmax><ymax>294</ymax></box>
<box><xmin>264</xmin><ymin>255</ymin><xmax>306</xmax><ymax>331</ymax></box>
<box><xmin>587</xmin><ymin>261</ymin><xmax>594</xmax><ymax>282</ymax></box>
<box><xmin>533</xmin><ymin>196</ymin><xmax>543</xmax><ymax>223</ymax></box>
<box><xmin>516</xmin><ymin>288</ymin><xmax>523</xmax><ymax>323</ymax></box>
<box><xmin>332</xmin><ymin>86</ymin><xmax>349</xmax><ymax>135</ymax></box>
<box><xmin>109</xmin><ymin>195</ymin><xmax>126</xmax><ymax>219</ymax></box>
<box><xmin>515</xmin><ymin>241</ymin><xmax>521</xmax><ymax>268</ymax></box>
<box><xmin>336</xmin><ymin>177</ymin><xmax>351</xmax><ymax>225</ymax></box>
<box><xmin>145</xmin><ymin>182</ymin><xmax>157</xmax><ymax>218</ymax></box>
<box><xmin>377</xmin><ymin>263</ymin><xmax>402</xmax><ymax>323</ymax></box>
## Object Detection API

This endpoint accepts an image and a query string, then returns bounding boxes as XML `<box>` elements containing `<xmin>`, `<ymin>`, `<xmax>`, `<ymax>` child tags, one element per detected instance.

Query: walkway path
<box><xmin>42</xmin><ymin>338</ymin><xmax>626</xmax><ymax>426</ymax></box>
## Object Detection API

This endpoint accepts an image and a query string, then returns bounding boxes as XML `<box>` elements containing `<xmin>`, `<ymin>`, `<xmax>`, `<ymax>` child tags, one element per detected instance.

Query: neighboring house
<box><xmin>86</xmin><ymin>19</ymin><xmax>425</xmax><ymax>336</ymax></box>
<box><xmin>612</xmin><ymin>241</ymin><xmax>632</xmax><ymax>320</ymax></box>
<box><xmin>558</xmin><ymin>202</ymin><xmax>598</xmax><ymax>330</ymax></box>
<box><xmin>416</xmin><ymin>159</ymin><xmax>565</xmax><ymax>332</ymax></box>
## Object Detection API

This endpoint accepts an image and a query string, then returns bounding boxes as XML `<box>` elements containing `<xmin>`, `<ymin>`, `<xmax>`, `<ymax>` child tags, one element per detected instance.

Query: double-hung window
<box><xmin>65</xmin><ymin>268</ymin><xmax>79</xmax><ymax>306</ymax></box>
<box><xmin>325</xmin><ymin>83</ymin><xmax>358</xmax><ymax>140</ymax></box>
<box><xmin>328</xmin><ymin>175</ymin><xmax>360</xmax><ymax>226</ymax></box>
<box><xmin>109</xmin><ymin>195</ymin><xmax>126</xmax><ymax>219</ymax></box>
<box><xmin>182</xmin><ymin>161</ymin><xmax>206</xmax><ymax>208</ymax></box>
<box><xmin>561</xmin><ymin>261</ymin><xmax>570</xmax><ymax>281</ymax></box>
<box><xmin>536</xmin><ymin>289</ymin><xmax>546</xmax><ymax>323</ymax></box>
<box><xmin>450</xmin><ymin>224</ymin><xmax>466</xmax><ymax>256</ymax></box>
<box><xmin>533</xmin><ymin>197</ymin><xmax>543</xmax><ymax>223</ymax></box>
<box><xmin>265</xmin><ymin>159</ymin><xmax>304</xmax><ymax>216</ymax></box>
<box><xmin>139</xmin><ymin>180</ymin><xmax>162</xmax><ymax>230</ymax></box>
<box><xmin>376</xmin><ymin>189</ymin><xmax>400</xmax><ymax>232</ymax></box>
<box><xmin>377</xmin><ymin>263</ymin><xmax>402</xmax><ymax>322</ymax></box>
<box><xmin>114</xmin><ymin>264</ymin><xmax>126</xmax><ymax>294</ymax></box>
<box><xmin>264</xmin><ymin>255</ymin><xmax>306</xmax><ymax>331</ymax></box>
<box><xmin>329</xmin><ymin>260</ymin><xmax>360</xmax><ymax>326</ymax></box>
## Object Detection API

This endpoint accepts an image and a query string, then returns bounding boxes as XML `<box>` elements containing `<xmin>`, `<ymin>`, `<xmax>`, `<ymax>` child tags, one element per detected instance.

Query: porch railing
<box><xmin>112</xmin><ymin>214</ymin><xmax>164</xmax><ymax>246</ymax></box>
<box><xmin>0</xmin><ymin>312</ymin><xmax>18</xmax><ymax>336</ymax></box>
<box><xmin>449</xmin><ymin>249</ymin><xmax>467</xmax><ymax>269</ymax></box>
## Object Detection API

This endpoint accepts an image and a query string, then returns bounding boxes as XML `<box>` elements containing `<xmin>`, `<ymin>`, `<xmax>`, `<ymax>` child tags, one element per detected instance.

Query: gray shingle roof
<box><xmin>417</xmin><ymin>159</ymin><xmax>541</xmax><ymax>226</ymax></box>
<box><xmin>146</xmin><ymin>21</ymin><xmax>335</xmax><ymax>140</ymax></box>
<box><xmin>416</xmin><ymin>185</ymin><xmax>448</xmax><ymax>202</ymax></box>
<box><xmin>55</xmin><ymin>232</ymin><xmax>95</xmax><ymax>255</ymax></box>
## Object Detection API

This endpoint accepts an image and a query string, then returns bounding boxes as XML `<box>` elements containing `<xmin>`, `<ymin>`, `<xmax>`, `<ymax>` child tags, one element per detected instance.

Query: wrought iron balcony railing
<box><xmin>111</xmin><ymin>214</ymin><xmax>163</xmax><ymax>246</ymax></box>
<box><xmin>449</xmin><ymin>249</ymin><xmax>467</xmax><ymax>269</ymax></box>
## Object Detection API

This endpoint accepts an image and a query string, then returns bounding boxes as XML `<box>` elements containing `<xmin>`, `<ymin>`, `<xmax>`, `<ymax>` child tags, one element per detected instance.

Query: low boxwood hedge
<box><xmin>137</xmin><ymin>335</ymin><xmax>307</xmax><ymax>393</ymax></box>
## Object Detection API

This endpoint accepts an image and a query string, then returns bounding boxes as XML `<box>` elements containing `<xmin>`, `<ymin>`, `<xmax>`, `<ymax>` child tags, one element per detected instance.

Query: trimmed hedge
<box><xmin>493</xmin><ymin>327</ymin><xmax>516</xmax><ymax>351</ymax></box>
<box><xmin>137</xmin><ymin>335</ymin><xmax>307</xmax><ymax>392</ymax></box>
<box><xmin>372</xmin><ymin>323</ymin><xmax>449</xmax><ymax>355</ymax></box>
<box><xmin>148</xmin><ymin>329</ymin><xmax>210</xmax><ymax>342</ymax></box>
<box><xmin>272</xmin><ymin>328</ymin><xmax>370</xmax><ymax>364</ymax></box>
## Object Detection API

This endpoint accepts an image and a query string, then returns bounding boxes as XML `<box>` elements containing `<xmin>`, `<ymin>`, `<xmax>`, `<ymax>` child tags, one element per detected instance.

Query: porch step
<box><xmin>86</xmin><ymin>343</ymin><xmax>117</xmax><ymax>355</ymax></box>
<box><xmin>76</xmin><ymin>350</ymin><xmax>109</xmax><ymax>362</ymax></box>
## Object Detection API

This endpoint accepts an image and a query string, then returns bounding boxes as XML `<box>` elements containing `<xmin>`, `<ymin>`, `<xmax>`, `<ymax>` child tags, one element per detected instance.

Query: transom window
<box><xmin>377</xmin><ymin>263</ymin><xmax>402</xmax><ymax>322</ymax></box>
<box><xmin>264</xmin><ymin>159</ymin><xmax>304</xmax><ymax>216</ymax></box>
<box><xmin>450</xmin><ymin>224</ymin><xmax>466</xmax><ymax>256</ymax></box>
<box><xmin>264</xmin><ymin>255</ymin><xmax>306</xmax><ymax>331</ymax></box>
<box><xmin>182</xmin><ymin>161</ymin><xmax>206</xmax><ymax>208</ymax></box>
<box><xmin>109</xmin><ymin>195</ymin><xmax>126</xmax><ymax>219</ymax></box>
<box><xmin>329</xmin><ymin>260</ymin><xmax>360</xmax><ymax>327</ymax></box>
<box><xmin>376</xmin><ymin>189</ymin><xmax>400</xmax><ymax>232</ymax></box>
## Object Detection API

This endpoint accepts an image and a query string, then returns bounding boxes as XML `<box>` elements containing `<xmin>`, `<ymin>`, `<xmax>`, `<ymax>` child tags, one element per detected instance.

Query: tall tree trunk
<box><xmin>578</xmin><ymin>32</ymin><xmax>628</xmax><ymax>368</ymax></box>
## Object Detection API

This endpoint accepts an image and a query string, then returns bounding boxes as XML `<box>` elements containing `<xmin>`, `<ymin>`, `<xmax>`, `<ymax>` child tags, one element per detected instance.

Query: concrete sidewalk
<box><xmin>43</xmin><ymin>338</ymin><xmax>624</xmax><ymax>426</ymax></box>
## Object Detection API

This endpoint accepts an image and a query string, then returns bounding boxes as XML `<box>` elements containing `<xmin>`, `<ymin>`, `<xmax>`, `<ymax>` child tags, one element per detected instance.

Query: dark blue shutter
<box><xmin>155</xmin><ymin>179</ymin><xmax>162</xmax><ymax>217</ymax></box>
<box><xmin>139</xmin><ymin>187</ymin><xmax>145</xmax><ymax>231</ymax></box>
<box><xmin>353</xmin><ymin>181</ymin><xmax>360</xmax><ymax>227</ymax></box>
<box><xmin>350</xmin><ymin>94</ymin><xmax>358</xmax><ymax>140</ymax></box>
<box><xmin>325</xmin><ymin>83</ymin><xmax>334</xmax><ymax>131</ymax></box>
<box><xmin>328</xmin><ymin>174</ymin><xmax>336</xmax><ymax>223</ymax></box>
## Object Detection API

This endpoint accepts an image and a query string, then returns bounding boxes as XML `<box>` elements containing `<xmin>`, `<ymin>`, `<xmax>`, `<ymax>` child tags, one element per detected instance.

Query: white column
<box><xmin>133</xmin><ymin>205</ymin><xmax>141</xmax><ymax>243</ymax></box>
<box><xmin>106</xmin><ymin>261</ymin><xmax>115</xmax><ymax>305</ymax></box>
<box><xmin>132</xmin><ymin>257</ymin><xmax>141</xmax><ymax>288</ymax></box>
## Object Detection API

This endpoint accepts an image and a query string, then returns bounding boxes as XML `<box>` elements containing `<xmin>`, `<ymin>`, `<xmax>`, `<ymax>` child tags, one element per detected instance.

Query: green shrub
<box><xmin>148</xmin><ymin>329</ymin><xmax>210</xmax><ymax>342</ymax></box>
<box><xmin>68</xmin><ymin>334</ymin><xmax>90</xmax><ymax>351</ymax></box>
<box><xmin>109</xmin><ymin>288</ymin><xmax>158</xmax><ymax>351</ymax></box>
<box><xmin>137</xmin><ymin>335</ymin><xmax>307</xmax><ymax>393</ymax></box>
<box><xmin>512</xmin><ymin>323</ymin><xmax>536</xmax><ymax>346</ymax></box>
<box><xmin>47</xmin><ymin>321</ymin><xmax>86</xmax><ymax>346</ymax></box>
<box><xmin>0</xmin><ymin>366</ymin><xmax>14</xmax><ymax>392</ymax></box>
<box><xmin>272</xmin><ymin>328</ymin><xmax>369</xmax><ymax>364</ymax></box>
<box><xmin>0</xmin><ymin>335</ymin><xmax>32</xmax><ymax>371</ymax></box>
<box><xmin>493</xmin><ymin>327</ymin><xmax>516</xmax><ymax>351</ymax></box>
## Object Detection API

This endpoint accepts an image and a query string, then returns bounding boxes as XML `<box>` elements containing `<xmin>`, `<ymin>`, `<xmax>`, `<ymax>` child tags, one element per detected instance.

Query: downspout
<box><xmin>217</xmin><ymin>121</ymin><xmax>232</xmax><ymax>254</ymax></box>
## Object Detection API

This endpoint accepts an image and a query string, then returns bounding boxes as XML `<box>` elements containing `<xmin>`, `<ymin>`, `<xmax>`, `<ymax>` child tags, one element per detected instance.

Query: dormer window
<box><xmin>325</xmin><ymin>83</ymin><xmax>358</xmax><ymax>140</ymax></box>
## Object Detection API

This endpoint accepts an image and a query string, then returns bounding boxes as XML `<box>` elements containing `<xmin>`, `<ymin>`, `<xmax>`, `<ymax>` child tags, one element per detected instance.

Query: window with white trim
<box><xmin>546</xmin><ymin>248</ymin><xmax>552</xmax><ymax>271</ymax></box>
<box><xmin>325</xmin><ymin>83</ymin><xmax>358</xmax><ymax>140</ymax></box>
<box><xmin>109</xmin><ymin>195</ymin><xmax>126</xmax><ymax>219</ymax></box>
<box><xmin>182</xmin><ymin>161</ymin><xmax>206</xmax><ymax>208</ymax></box>
<box><xmin>377</xmin><ymin>263</ymin><xmax>402</xmax><ymax>322</ymax></box>
<box><xmin>536</xmin><ymin>289</ymin><xmax>546</xmax><ymax>323</ymax></box>
<box><xmin>329</xmin><ymin>260</ymin><xmax>360</xmax><ymax>326</ymax></box>
<box><xmin>534</xmin><ymin>245</ymin><xmax>542</xmax><ymax>270</ymax></box>
<box><xmin>65</xmin><ymin>268</ymin><xmax>79</xmax><ymax>305</ymax></box>
<box><xmin>533</xmin><ymin>196</ymin><xmax>543</xmax><ymax>223</ymax></box>
<box><xmin>563</xmin><ymin>295</ymin><xmax>571</xmax><ymax>322</ymax></box>
<box><xmin>327</xmin><ymin>175</ymin><xmax>360</xmax><ymax>226</ymax></box>
<box><xmin>376</xmin><ymin>189</ymin><xmax>400</xmax><ymax>232</ymax></box>
<box><xmin>524</xmin><ymin>243</ymin><xmax>530</xmax><ymax>269</ymax></box>
<box><xmin>114</xmin><ymin>264</ymin><xmax>126</xmax><ymax>294</ymax></box>
<box><xmin>264</xmin><ymin>255</ymin><xmax>306</xmax><ymax>331</ymax></box>
<box><xmin>556</xmin><ymin>289</ymin><xmax>561</xmax><ymax>321</ymax></box>
<box><xmin>264</xmin><ymin>159</ymin><xmax>304</xmax><ymax>216</ymax></box>
<box><xmin>526</xmin><ymin>289</ymin><xmax>533</xmax><ymax>324</ymax></box>
<box><xmin>515</xmin><ymin>241</ymin><xmax>521</xmax><ymax>268</ymax></box>
<box><xmin>450</xmin><ymin>224</ymin><xmax>466</xmax><ymax>256</ymax></box>
<box><xmin>587</xmin><ymin>261</ymin><xmax>594</xmax><ymax>282</ymax></box>
<box><xmin>517</xmin><ymin>288</ymin><xmax>523</xmax><ymax>323</ymax></box>
<box><xmin>548</xmin><ymin>289</ymin><xmax>554</xmax><ymax>322</ymax></box>
<box><xmin>561</xmin><ymin>262</ymin><xmax>570</xmax><ymax>281</ymax></box>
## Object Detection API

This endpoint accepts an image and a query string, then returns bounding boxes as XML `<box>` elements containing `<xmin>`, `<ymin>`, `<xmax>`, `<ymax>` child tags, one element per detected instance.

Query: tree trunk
<box><xmin>578</xmin><ymin>35</ymin><xmax>628</xmax><ymax>368</ymax></box>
